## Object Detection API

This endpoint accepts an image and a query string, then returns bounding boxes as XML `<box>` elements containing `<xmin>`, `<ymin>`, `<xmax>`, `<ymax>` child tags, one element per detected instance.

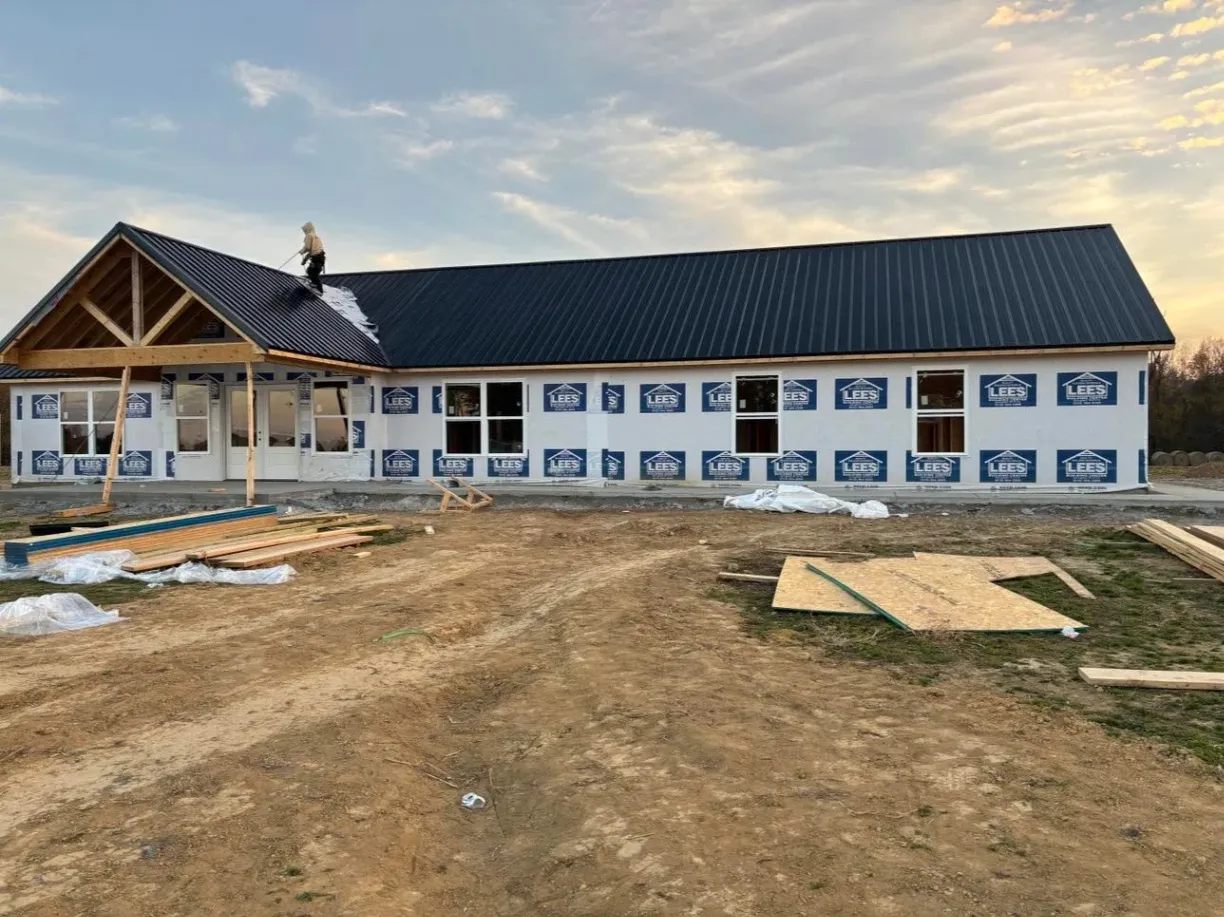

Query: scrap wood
<box><xmin>54</xmin><ymin>504</ymin><xmax>114</xmax><ymax>519</ymax></box>
<box><xmin>718</xmin><ymin>572</ymin><xmax>779</xmax><ymax>584</ymax></box>
<box><xmin>1079</xmin><ymin>667</ymin><xmax>1224</xmax><ymax>691</ymax></box>
<box><xmin>911</xmin><ymin>553</ymin><xmax>1095</xmax><ymax>600</ymax></box>
<box><xmin>185</xmin><ymin>525</ymin><xmax>391</xmax><ymax>562</ymax></box>
<box><xmin>428</xmin><ymin>478</ymin><xmax>493</xmax><ymax>512</ymax></box>
<box><xmin>215</xmin><ymin>533</ymin><xmax>374</xmax><ymax>569</ymax></box>
<box><xmin>771</xmin><ymin>557</ymin><xmax>877</xmax><ymax>617</ymax></box>
<box><xmin>1130</xmin><ymin>519</ymin><xmax>1224</xmax><ymax>582</ymax></box>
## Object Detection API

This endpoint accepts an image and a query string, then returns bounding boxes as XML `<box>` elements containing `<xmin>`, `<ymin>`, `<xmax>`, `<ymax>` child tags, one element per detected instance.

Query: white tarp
<box><xmin>0</xmin><ymin>594</ymin><xmax>123</xmax><ymax>636</ymax></box>
<box><xmin>724</xmin><ymin>484</ymin><xmax>889</xmax><ymax>519</ymax></box>
<box><xmin>320</xmin><ymin>285</ymin><xmax>380</xmax><ymax>343</ymax></box>
<box><xmin>1</xmin><ymin>552</ymin><xmax>296</xmax><ymax>587</ymax></box>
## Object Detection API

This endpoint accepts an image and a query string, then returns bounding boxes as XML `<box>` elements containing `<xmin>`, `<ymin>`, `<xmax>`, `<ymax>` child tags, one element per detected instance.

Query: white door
<box><xmin>226</xmin><ymin>386</ymin><xmax>300</xmax><ymax>480</ymax></box>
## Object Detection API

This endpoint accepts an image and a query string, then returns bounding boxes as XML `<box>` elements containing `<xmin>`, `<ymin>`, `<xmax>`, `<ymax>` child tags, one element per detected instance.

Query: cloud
<box><xmin>1171</xmin><ymin>15</ymin><xmax>1224</xmax><ymax>35</ymax></box>
<box><xmin>1140</xmin><ymin>56</ymin><xmax>1171</xmax><ymax>70</ymax></box>
<box><xmin>993</xmin><ymin>41</ymin><xmax>1014</xmax><ymax>51</ymax></box>
<box><xmin>985</xmin><ymin>3</ymin><xmax>1070</xmax><ymax>27</ymax></box>
<box><xmin>390</xmin><ymin>137</ymin><xmax>455</xmax><ymax>166</ymax></box>
<box><xmin>1177</xmin><ymin>53</ymin><xmax>1212</xmax><ymax>66</ymax></box>
<box><xmin>1178</xmin><ymin>133</ymin><xmax>1224</xmax><ymax>145</ymax></box>
<box><xmin>230</xmin><ymin>61</ymin><xmax>408</xmax><ymax>118</ymax></box>
<box><xmin>112</xmin><ymin>114</ymin><xmax>179</xmax><ymax>133</ymax></box>
<box><xmin>1159</xmin><ymin>113</ymin><xmax>1192</xmax><ymax>127</ymax></box>
<box><xmin>891</xmin><ymin>169</ymin><xmax>965</xmax><ymax>193</ymax></box>
<box><xmin>0</xmin><ymin>86</ymin><xmax>57</xmax><ymax>107</ymax></box>
<box><xmin>498</xmin><ymin>158</ymin><xmax>547</xmax><ymax>181</ymax></box>
<box><xmin>492</xmin><ymin>191</ymin><xmax>644</xmax><ymax>253</ymax></box>
<box><xmin>1170</xmin><ymin>69</ymin><xmax>1192</xmax><ymax>79</ymax></box>
<box><xmin>1187</xmin><ymin>79</ymin><xmax>1224</xmax><ymax>95</ymax></box>
<box><xmin>431</xmin><ymin>92</ymin><xmax>514</xmax><ymax>119</ymax></box>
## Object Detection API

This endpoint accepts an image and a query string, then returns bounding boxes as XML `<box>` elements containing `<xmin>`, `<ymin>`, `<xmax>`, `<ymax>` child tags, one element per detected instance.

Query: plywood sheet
<box><xmin>912</xmin><ymin>553</ymin><xmax>1095</xmax><ymax>599</ymax></box>
<box><xmin>1079</xmin><ymin>667</ymin><xmax>1224</xmax><ymax>690</ymax></box>
<box><xmin>771</xmin><ymin>556</ymin><xmax>876</xmax><ymax>616</ymax></box>
<box><xmin>809</xmin><ymin>558</ymin><xmax>1086</xmax><ymax>633</ymax></box>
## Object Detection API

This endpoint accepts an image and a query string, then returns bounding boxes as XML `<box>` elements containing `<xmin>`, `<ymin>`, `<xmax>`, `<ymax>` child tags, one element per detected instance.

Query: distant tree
<box><xmin>1149</xmin><ymin>339</ymin><xmax>1224</xmax><ymax>453</ymax></box>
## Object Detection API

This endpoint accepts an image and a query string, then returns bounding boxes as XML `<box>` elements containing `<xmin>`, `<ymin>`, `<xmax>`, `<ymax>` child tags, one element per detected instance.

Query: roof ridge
<box><xmin>118</xmin><ymin>222</ymin><xmax>299</xmax><ymax>277</ymax></box>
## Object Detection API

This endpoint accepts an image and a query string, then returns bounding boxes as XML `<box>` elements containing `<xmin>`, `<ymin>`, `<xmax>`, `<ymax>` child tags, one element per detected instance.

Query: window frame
<box><xmin>732</xmin><ymin>373</ymin><xmax>782</xmax><ymax>457</ymax></box>
<box><xmin>912</xmin><ymin>366</ymin><xmax>969</xmax><ymax>457</ymax></box>
<box><xmin>173</xmin><ymin>382</ymin><xmax>211</xmax><ymax>455</ymax></box>
<box><xmin>312</xmin><ymin>380</ymin><xmax>352</xmax><ymax>455</ymax></box>
<box><xmin>59</xmin><ymin>388</ymin><xmax>120</xmax><ymax>457</ymax></box>
<box><xmin>443</xmin><ymin>380</ymin><xmax>527</xmax><ymax>457</ymax></box>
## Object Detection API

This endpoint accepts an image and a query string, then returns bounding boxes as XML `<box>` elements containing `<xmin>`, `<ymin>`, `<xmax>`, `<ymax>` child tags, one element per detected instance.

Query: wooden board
<box><xmin>1186</xmin><ymin>525</ymin><xmax>1224</xmax><ymax>552</ymax></box>
<box><xmin>911</xmin><ymin>553</ymin><xmax>1095</xmax><ymax>599</ymax></box>
<box><xmin>807</xmin><ymin>558</ymin><xmax>1086</xmax><ymax>633</ymax></box>
<box><xmin>1130</xmin><ymin>519</ymin><xmax>1224</xmax><ymax>582</ymax></box>
<box><xmin>187</xmin><ymin>525</ymin><xmax>390</xmax><ymax>561</ymax></box>
<box><xmin>216</xmin><ymin>533</ymin><xmax>374</xmax><ymax>569</ymax></box>
<box><xmin>1079</xmin><ymin>667</ymin><xmax>1224</xmax><ymax>691</ymax></box>
<box><xmin>54</xmin><ymin>504</ymin><xmax>115</xmax><ymax>519</ymax></box>
<box><xmin>771</xmin><ymin>556</ymin><xmax>877</xmax><ymax>616</ymax></box>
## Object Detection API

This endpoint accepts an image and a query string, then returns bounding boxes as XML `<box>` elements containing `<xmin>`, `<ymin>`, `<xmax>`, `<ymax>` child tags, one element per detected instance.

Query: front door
<box><xmin>226</xmin><ymin>386</ymin><xmax>300</xmax><ymax>480</ymax></box>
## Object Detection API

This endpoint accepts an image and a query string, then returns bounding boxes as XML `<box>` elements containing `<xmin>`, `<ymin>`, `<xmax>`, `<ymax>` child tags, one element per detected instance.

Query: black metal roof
<box><xmin>0</xmin><ymin>365</ymin><xmax>74</xmax><ymax>380</ymax></box>
<box><xmin>4</xmin><ymin>223</ymin><xmax>1173</xmax><ymax>370</ymax></box>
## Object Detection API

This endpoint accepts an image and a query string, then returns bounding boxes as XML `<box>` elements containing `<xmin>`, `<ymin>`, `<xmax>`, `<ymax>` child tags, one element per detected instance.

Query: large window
<box><xmin>914</xmin><ymin>369</ymin><xmax>966</xmax><ymax>454</ymax></box>
<box><xmin>175</xmin><ymin>383</ymin><xmax>210</xmax><ymax>453</ymax></box>
<box><xmin>445</xmin><ymin>382</ymin><xmax>524</xmax><ymax>455</ymax></box>
<box><xmin>734</xmin><ymin>375</ymin><xmax>779</xmax><ymax>455</ymax></box>
<box><xmin>313</xmin><ymin>381</ymin><xmax>350</xmax><ymax>453</ymax></box>
<box><xmin>60</xmin><ymin>390</ymin><xmax>118</xmax><ymax>456</ymax></box>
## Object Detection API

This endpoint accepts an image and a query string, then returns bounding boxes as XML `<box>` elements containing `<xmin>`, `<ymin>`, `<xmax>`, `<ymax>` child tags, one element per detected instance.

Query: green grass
<box><xmin>720</xmin><ymin>526</ymin><xmax>1224</xmax><ymax>768</ymax></box>
<box><xmin>368</xmin><ymin>528</ymin><xmax>412</xmax><ymax>547</ymax></box>
<box><xmin>0</xmin><ymin>577</ymin><xmax>152</xmax><ymax>608</ymax></box>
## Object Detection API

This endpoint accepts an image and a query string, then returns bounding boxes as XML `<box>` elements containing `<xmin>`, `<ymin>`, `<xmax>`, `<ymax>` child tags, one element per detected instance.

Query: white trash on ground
<box><xmin>724</xmin><ymin>484</ymin><xmax>889</xmax><ymax>519</ymax></box>
<box><xmin>142</xmin><ymin>563</ymin><xmax>295</xmax><ymax>586</ymax></box>
<box><xmin>0</xmin><ymin>593</ymin><xmax>123</xmax><ymax>636</ymax></box>
<box><xmin>1</xmin><ymin>552</ymin><xmax>296</xmax><ymax>587</ymax></box>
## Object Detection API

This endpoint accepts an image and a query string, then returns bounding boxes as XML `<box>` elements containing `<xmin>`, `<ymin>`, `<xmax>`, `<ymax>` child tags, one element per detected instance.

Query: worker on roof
<box><xmin>299</xmin><ymin>222</ymin><xmax>326</xmax><ymax>293</ymax></box>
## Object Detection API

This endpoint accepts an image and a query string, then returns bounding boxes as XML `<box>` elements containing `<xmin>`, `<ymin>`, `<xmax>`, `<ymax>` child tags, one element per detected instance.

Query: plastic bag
<box><xmin>723</xmin><ymin>484</ymin><xmax>889</xmax><ymax>519</ymax></box>
<box><xmin>142</xmin><ymin>563</ymin><xmax>296</xmax><ymax>586</ymax></box>
<box><xmin>0</xmin><ymin>593</ymin><xmax>123</xmax><ymax>636</ymax></box>
<box><xmin>32</xmin><ymin>551</ymin><xmax>295</xmax><ymax>587</ymax></box>
<box><xmin>38</xmin><ymin>551</ymin><xmax>139</xmax><ymax>585</ymax></box>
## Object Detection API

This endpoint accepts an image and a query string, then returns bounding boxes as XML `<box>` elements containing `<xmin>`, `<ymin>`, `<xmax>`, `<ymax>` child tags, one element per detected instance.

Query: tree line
<box><xmin>1149</xmin><ymin>339</ymin><xmax>1224</xmax><ymax>454</ymax></box>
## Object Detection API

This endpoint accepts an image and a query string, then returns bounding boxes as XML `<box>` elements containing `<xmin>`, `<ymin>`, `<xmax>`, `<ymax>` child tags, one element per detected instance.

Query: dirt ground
<box><xmin>1</xmin><ymin>510</ymin><xmax>1223</xmax><ymax>917</ymax></box>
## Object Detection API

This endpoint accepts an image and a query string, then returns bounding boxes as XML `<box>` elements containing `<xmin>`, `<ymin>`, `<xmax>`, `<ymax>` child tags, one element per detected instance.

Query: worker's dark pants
<box><xmin>306</xmin><ymin>253</ymin><xmax>326</xmax><ymax>292</ymax></box>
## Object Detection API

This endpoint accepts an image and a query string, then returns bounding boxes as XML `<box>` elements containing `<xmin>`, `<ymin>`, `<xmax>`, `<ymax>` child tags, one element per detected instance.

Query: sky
<box><xmin>0</xmin><ymin>0</ymin><xmax>1221</xmax><ymax>342</ymax></box>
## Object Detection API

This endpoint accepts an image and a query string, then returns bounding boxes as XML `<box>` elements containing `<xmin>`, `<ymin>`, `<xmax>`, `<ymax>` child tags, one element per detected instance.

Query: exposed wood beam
<box><xmin>264</xmin><ymin>349</ymin><xmax>385</xmax><ymax>375</ymax></box>
<box><xmin>81</xmin><ymin>297</ymin><xmax>135</xmax><ymax>347</ymax></box>
<box><xmin>245</xmin><ymin>362</ymin><xmax>256</xmax><ymax>507</ymax></box>
<box><xmin>8</xmin><ymin>237</ymin><xmax>129</xmax><ymax>348</ymax></box>
<box><xmin>19</xmin><ymin>343</ymin><xmax>264</xmax><ymax>370</ymax></box>
<box><xmin>101</xmin><ymin>366</ymin><xmax>132</xmax><ymax>506</ymax></box>
<box><xmin>140</xmin><ymin>291</ymin><xmax>193</xmax><ymax>345</ymax></box>
<box><xmin>131</xmin><ymin>252</ymin><xmax>144</xmax><ymax>342</ymax></box>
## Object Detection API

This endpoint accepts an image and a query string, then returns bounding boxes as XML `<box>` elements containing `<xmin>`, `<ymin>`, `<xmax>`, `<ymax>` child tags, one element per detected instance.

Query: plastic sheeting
<box><xmin>723</xmin><ymin>484</ymin><xmax>890</xmax><ymax>519</ymax></box>
<box><xmin>319</xmin><ymin>285</ymin><xmax>380</xmax><ymax>343</ymax></box>
<box><xmin>0</xmin><ymin>552</ymin><xmax>296</xmax><ymax>587</ymax></box>
<box><xmin>0</xmin><ymin>593</ymin><xmax>123</xmax><ymax>636</ymax></box>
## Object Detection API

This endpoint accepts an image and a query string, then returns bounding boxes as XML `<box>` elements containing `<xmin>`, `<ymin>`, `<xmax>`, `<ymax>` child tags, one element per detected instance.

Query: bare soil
<box><xmin>1</xmin><ymin>510</ymin><xmax>1223</xmax><ymax>917</ymax></box>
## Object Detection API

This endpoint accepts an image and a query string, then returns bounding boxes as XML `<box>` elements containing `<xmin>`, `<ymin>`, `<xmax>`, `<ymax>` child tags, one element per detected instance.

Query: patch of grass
<box><xmin>719</xmin><ymin>527</ymin><xmax>1224</xmax><ymax>768</ymax></box>
<box><xmin>295</xmin><ymin>891</ymin><xmax>332</xmax><ymax>902</ymax></box>
<box><xmin>280</xmin><ymin>866</ymin><xmax>303</xmax><ymax>877</ymax></box>
<box><xmin>0</xmin><ymin>577</ymin><xmax>151</xmax><ymax>608</ymax></box>
<box><xmin>368</xmin><ymin>528</ymin><xmax>411</xmax><ymax>547</ymax></box>
<box><xmin>809</xmin><ymin>879</ymin><xmax>827</xmax><ymax>891</ymax></box>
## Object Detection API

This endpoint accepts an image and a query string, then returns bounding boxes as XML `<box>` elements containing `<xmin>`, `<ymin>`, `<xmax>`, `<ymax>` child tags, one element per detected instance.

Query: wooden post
<box><xmin>131</xmin><ymin>252</ymin><xmax>143</xmax><ymax>342</ymax></box>
<box><xmin>100</xmin><ymin>365</ymin><xmax>132</xmax><ymax>506</ymax></box>
<box><xmin>245</xmin><ymin>362</ymin><xmax>256</xmax><ymax>507</ymax></box>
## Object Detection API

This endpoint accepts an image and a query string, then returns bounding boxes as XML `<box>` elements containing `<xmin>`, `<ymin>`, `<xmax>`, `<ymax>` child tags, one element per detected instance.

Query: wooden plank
<box><xmin>1079</xmin><ymin>667</ymin><xmax>1224</xmax><ymax>691</ymax></box>
<box><xmin>18</xmin><ymin>343</ymin><xmax>262</xmax><ymax>370</ymax></box>
<box><xmin>264</xmin><ymin>349</ymin><xmax>385</xmax><ymax>375</ymax></box>
<box><xmin>911</xmin><ymin>553</ymin><xmax>1095</xmax><ymax>600</ymax></box>
<box><xmin>131</xmin><ymin>251</ymin><xmax>143</xmax><ymax>342</ymax></box>
<box><xmin>187</xmin><ymin>525</ymin><xmax>391</xmax><ymax>561</ymax></box>
<box><xmin>1130</xmin><ymin>520</ymin><xmax>1224</xmax><ymax>582</ymax></box>
<box><xmin>139</xmin><ymin>291</ymin><xmax>192</xmax><ymax>345</ymax></box>
<box><xmin>54</xmin><ymin>503</ymin><xmax>115</xmax><ymax>519</ymax></box>
<box><xmin>216</xmin><ymin>533</ymin><xmax>375</xmax><ymax>569</ymax></box>
<box><xmin>29</xmin><ymin>517</ymin><xmax>276</xmax><ymax>565</ymax></box>
<box><xmin>765</xmin><ymin>547</ymin><xmax>874</xmax><ymax>559</ymax></box>
<box><xmin>100</xmin><ymin>365</ymin><xmax>131</xmax><ymax>506</ymax></box>
<box><xmin>80</xmin><ymin>297</ymin><xmax>134</xmax><ymax>346</ymax></box>
<box><xmin>245</xmin><ymin>362</ymin><xmax>255</xmax><ymax>508</ymax></box>
<box><xmin>718</xmin><ymin>572</ymin><xmax>779</xmax><ymax>584</ymax></box>
<box><xmin>771</xmin><ymin>556</ymin><xmax>877</xmax><ymax>616</ymax></box>
<box><xmin>1186</xmin><ymin>526</ymin><xmax>1224</xmax><ymax>552</ymax></box>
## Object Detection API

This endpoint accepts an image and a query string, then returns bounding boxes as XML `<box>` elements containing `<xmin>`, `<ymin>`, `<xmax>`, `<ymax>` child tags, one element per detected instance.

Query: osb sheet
<box><xmin>911</xmin><ymin>553</ymin><xmax>1095</xmax><ymax>599</ymax></box>
<box><xmin>812</xmin><ymin>558</ymin><xmax>1087</xmax><ymax>633</ymax></box>
<box><xmin>771</xmin><ymin>556</ymin><xmax>876</xmax><ymax>616</ymax></box>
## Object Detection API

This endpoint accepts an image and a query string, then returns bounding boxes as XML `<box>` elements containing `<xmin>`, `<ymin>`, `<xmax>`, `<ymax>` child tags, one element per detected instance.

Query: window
<box><xmin>175</xmin><ymin>383</ymin><xmax>210</xmax><ymax>453</ymax></box>
<box><xmin>734</xmin><ymin>375</ymin><xmax>779</xmax><ymax>455</ymax></box>
<box><xmin>60</xmin><ymin>390</ymin><xmax>118</xmax><ymax>456</ymax></box>
<box><xmin>445</xmin><ymin>382</ymin><xmax>524</xmax><ymax>455</ymax></box>
<box><xmin>914</xmin><ymin>370</ymin><xmax>966</xmax><ymax>454</ymax></box>
<box><xmin>313</xmin><ymin>381</ymin><xmax>350</xmax><ymax>453</ymax></box>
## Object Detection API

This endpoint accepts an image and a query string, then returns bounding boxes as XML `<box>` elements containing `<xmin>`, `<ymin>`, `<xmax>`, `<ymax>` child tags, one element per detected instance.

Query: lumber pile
<box><xmin>1130</xmin><ymin>519</ymin><xmax>1224</xmax><ymax>582</ymax></box>
<box><xmin>1079</xmin><ymin>667</ymin><xmax>1224</xmax><ymax>691</ymax></box>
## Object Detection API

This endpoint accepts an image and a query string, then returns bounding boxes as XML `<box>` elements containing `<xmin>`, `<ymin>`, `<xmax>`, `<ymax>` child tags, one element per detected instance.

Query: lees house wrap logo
<box><xmin>979</xmin><ymin>374</ymin><xmax>1037</xmax><ymax>408</ymax></box>
<box><xmin>1057</xmin><ymin>372</ymin><xmax>1117</xmax><ymax>407</ymax></box>
<box><xmin>544</xmin><ymin>448</ymin><xmax>587</xmax><ymax>478</ymax></box>
<box><xmin>979</xmin><ymin>450</ymin><xmax>1037</xmax><ymax>484</ymax></box>
<box><xmin>906</xmin><ymin>452</ymin><xmax>961</xmax><ymax>484</ymax></box>
<box><xmin>835</xmin><ymin>450</ymin><xmax>887</xmax><ymax>483</ymax></box>
<box><xmin>782</xmin><ymin>380</ymin><xmax>817</xmax><ymax>411</ymax></box>
<box><xmin>381</xmin><ymin>387</ymin><xmax>419</xmax><ymax>414</ymax></box>
<box><xmin>1057</xmin><ymin>449</ymin><xmax>1117</xmax><ymax>485</ymax></box>
<box><xmin>767</xmin><ymin>450</ymin><xmax>817</xmax><ymax>483</ymax></box>
<box><xmin>432</xmin><ymin>451</ymin><xmax>474</xmax><ymax>478</ymax></box>
<box><xmin>640</xmin><ymin>383</ymin><xmax>686</xmax><ymax>414</ymax></box>
<box><xmin>701</xmin><ymin>382</ymin><xmax>732</xmax><ymax>413</ymax></box>
<box><xmin>601</xmin><ymin>450</ymin><xmax>626</xmax><ymax>480</ymax></box>
<box><xmin>835</xmin><ymin>378</ymin><xmax>887</xmax><ymax>410</ymax></box>
<box><xmin>544</xmin><ymin>383</ymin><xmax>587</xmax><ymax>413</ymax></box>
<box><xmin>640</xmin><ymin>450</ymin><xmax>686</xmax><ymax>480</ymax></box>
<box><xmin>701</xmin><ymin>451</ymin><xmax>749</xmax><ymax>482</ymax></box>
<box><xmin>487</xmin><ymin>455</ymin><xmax>529</xmax><ymax>478</ymax></box>
<box><xmin>382</xmin><ymin>449</ymin><xmax>420</xmax><ymax>478</ymax></box>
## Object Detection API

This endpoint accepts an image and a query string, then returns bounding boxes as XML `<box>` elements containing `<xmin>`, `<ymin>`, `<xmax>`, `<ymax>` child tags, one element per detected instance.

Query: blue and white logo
<box><xmin>602</xmin><ymin>450</ymin><xmax>626</xmax><ymax>480</ymax></box>
<box><xmin>601</xmin><ymin>383</ymin><xmax>625</xmax><ymax>414</ymax></box>
<box><xmin>125</xmin><ymin>392</ymin><xmax>152</xmax><ymax>419</ymax></box>
<box><xmin>432</xmin><ymin>386</ymin><xmax>443</xmax><ymax>414</ymax></box>
<box><xmin>433</xmin><ymin>450</ymin><xmax>474</xmax><ymax>477</ymax></box>
<box><xmin>383</xmin><ymin>449</ymin><xmax>420</xmax><ymax>478</ymax></box>
<box><xmin>166</xmin><ymin>452</ymin><xmax>176</xmax><ymax>479</ymax></box>
<box><xmin>701</xmin><ymin>382</ymin><xmax>732</xmax><ymax>413</ymax></box>
<box><xmin>32</xmin><ymin>450</ymin><xmax>61</xmax><ymax>475</ymax></box>
<box><xmin>980</xmin><ymin>449</ymin><xmax>1037</xmax><ymax>484</ymax></box>
<box><xmin>118</xmin><ymin>450</ymin><xmax>153</xmax><ymax>477</ymax></box>
<box><xmin>835</xmin><ymin>450</ymin><xmax>888</xmax><ymax>483</ymax></box>
<box><xmin>640</xmin><ymin>383</ymin><xmax>686</xmax><ymax>414</ymax></box>
<box><xmin>300</xmin><ymin>433</ymin><xmax>312</xmax><ymax>451</ymax></box>
<box><xmin>640</xmin><ymin>450</ymin><xmax>686</xmax><ymax>481</ymax></box>
<box><xmin>906</xmin><ymin>451</ymin><xmax>961</xmax><ymax>484</ymax></box>
<box><xmin>702</xmin><ymin>451</ymin><xmax>749</xmax><ymax>482</ymax></box>
<box><xmin>835</xmin><ymin>378</ymin><xmax>887</xmax><ymax>410</ymax></box>
<box><xmin>488</xmin><ymin>455</ymin><xmax>530</xmax><ymax>478</ymax></box>
<box><xmin>544</xmin><ymin>383</ymin><xmax>587</xmax><ymax>413</ymax></box>
<box><xmin>32</xmin><ymin>394</ymin><xmax>59</xmax><ymax>420</ymax></box>
<box><xmin>351</xmin><ymin>420</ymin><xmax>366</xmax><ymax>450</ymax></box>
<box><xmin>767</xmin><ymin>450</ymin><xmax>817</xmax><ymax>482</ymax></box>
<box><xmin>980</xmin><ymin>373</ymin><xmax>1037</xmax><ymax>408</ymax></box>
<box><xmin>544</xmin><ymin>448</ymin><xmax>588</xmax><ymax>478</ymax></box>
<box><xmin>161</xmin><ymin>375</ymin><xmax>175</xmax><ymax>402</ymax></box>
<box><xmin>1057</xmin><ymin>371</ymin><xmax>1117</xmax><ymax>407</ymax></box>
<box><xmin>382</xmin><ymin>386</ymin><xmax>418</xmax><ymax>414</ymax></box>
<box><xmin>783</xmin><ymin>379</ymin><xmax>817</xmax><ymax>411</ymax></box>
<box><xmin>74</xmin><ymin>456</ymin><xmax>107</xmax><ymax>477</ymax></box>
<box><xmin>1057</xmin><ymin>449</ymin><xmax>1117</xmax><ymax>485</ymax></box>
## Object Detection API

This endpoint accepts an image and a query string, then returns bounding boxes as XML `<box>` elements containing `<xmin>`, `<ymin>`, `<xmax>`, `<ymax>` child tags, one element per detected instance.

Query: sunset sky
<box><xmin>0</xmin><ymin>0</ymin><xmax>1221</xmax><ymax>341</ymax></box>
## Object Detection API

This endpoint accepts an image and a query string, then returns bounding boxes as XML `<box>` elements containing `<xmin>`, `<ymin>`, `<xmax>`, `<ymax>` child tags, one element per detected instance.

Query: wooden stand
<box><xmin>428</xmin><ymin>478</ymin><xmax>493</xmax><ymax>512</ymax></box>
<box><xmin>244</xmin><ymin>362</ymin><xmax>256</xmax><ymax>507</ymax></box>
<box><xmin>99</xmin><ymin>364</ymin><xmax>132</xmax><ymax>507</ymax></box>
